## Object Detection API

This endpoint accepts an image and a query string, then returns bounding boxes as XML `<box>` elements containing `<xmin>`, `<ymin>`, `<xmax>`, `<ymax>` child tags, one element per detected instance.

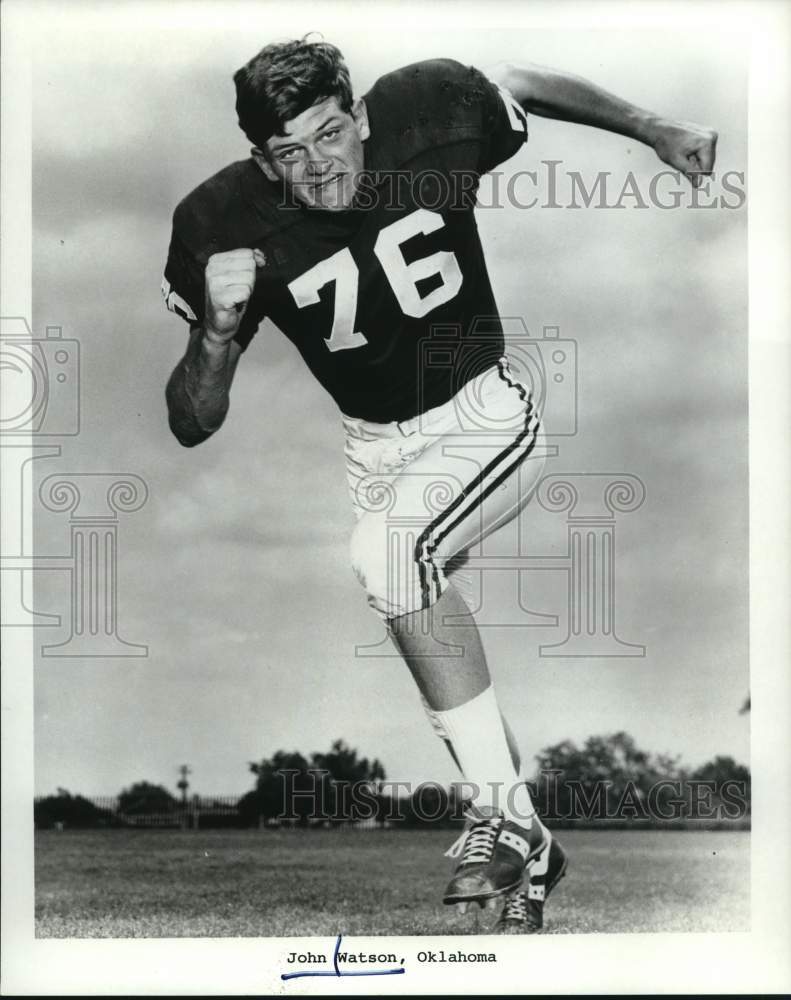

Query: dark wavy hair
<box><xmin>234</xmin><ymin>37</ymin><xmax>354</xmax><ymax>148</ymax></box>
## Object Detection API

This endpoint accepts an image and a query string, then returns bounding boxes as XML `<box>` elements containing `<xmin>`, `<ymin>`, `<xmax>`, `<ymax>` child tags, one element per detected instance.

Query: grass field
<box><xmin>35</xmin><ymin>828</ymin><xmax>749</xmax><ymax>938</ymax></box>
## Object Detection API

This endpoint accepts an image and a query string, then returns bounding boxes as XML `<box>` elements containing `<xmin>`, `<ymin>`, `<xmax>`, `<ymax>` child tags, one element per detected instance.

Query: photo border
<box><xmin>2</xmin><ymin>0</ymin><xmax>789</xmax><ymax>993</ymax></box>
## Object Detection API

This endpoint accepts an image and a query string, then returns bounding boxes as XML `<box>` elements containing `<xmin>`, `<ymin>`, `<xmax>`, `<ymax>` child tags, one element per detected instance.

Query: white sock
<box><xmin>518</xmin><ymin>762</ymin><xmax>551</xmax><ymax>858</ymax></box>
<box><xmin>433</xmin><ymin>685</ymin><xmax>537</xmax><ymax>830</ymax></box>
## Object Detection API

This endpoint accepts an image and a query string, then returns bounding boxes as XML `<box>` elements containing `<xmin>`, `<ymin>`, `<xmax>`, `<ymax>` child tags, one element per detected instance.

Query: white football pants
<box><xmin>344</xmin><ymin>356</ymin><xmax>546</xmax><ymax>620</ymax></box>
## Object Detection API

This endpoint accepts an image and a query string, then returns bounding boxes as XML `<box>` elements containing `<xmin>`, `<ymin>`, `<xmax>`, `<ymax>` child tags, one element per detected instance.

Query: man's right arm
<box><xmin>165</xmin><ymin>326</ymin><xmax>242</xmax><ymax>447</ymax></box>
<box><xmin>165</xmin><ymin>247</ymin><xmax>263</xmax><ymax>448</ymax></box>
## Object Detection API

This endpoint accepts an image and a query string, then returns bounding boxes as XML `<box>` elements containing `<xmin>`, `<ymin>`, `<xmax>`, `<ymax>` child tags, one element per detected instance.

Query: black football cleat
<box><xmin>442</xmin><ymin>814</ymin><xmax>547</xmax><ymax>908</ymax></box>
<box><xmin>495</xmin><ymin>837</ymin><xmax>568</xmax><ymax>934</ymax></box>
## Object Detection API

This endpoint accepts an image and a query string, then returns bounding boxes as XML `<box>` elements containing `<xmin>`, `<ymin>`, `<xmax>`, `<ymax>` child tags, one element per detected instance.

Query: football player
<box><xmin>163</xmin><ymin>38</ymin><xmax>716</xmax><ymax>932</ymax></box>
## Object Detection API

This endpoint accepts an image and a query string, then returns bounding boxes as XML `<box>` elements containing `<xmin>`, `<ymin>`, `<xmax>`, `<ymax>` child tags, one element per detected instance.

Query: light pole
<box><xmin>177</xmin><ymin>764</ymin><xmax>191</xmax><ymax>804</ymax></box>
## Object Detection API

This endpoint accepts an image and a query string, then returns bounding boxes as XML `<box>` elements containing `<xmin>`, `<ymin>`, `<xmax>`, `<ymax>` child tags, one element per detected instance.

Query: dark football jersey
<box><xmin>162</xmin><ymin>58</ymin><xmax>528</xmax><ymax>422</ymax></box>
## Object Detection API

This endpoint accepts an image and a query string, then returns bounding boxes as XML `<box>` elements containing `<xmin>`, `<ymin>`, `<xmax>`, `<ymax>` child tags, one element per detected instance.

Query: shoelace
<box><xmin>444</xmin><ymin>816</ymin><xmax>502</xmax><ymax>863</ymax></box>
<box><xmin>501</xmin><ymin>891</ymin><xmax>529</xmax><ymax>922</ymax></box>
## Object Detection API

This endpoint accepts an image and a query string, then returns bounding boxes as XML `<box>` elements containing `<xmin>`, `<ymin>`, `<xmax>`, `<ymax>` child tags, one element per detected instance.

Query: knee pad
<box><xmin>349</xmin><ymin>513</ymin><xmax>448</xmax><ymax>620</ymax></box>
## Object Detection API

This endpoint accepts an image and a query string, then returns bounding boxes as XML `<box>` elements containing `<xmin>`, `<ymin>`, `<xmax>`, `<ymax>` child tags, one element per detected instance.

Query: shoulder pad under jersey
<box><xmin>172</xmin><ymin>158</ymin><xmax>297</xmax><ymax>263</ymax></box>
<box><xmin>362</xmin><ymin>58</ymin><xmax>498</xmax><ymax>172</ymax></box>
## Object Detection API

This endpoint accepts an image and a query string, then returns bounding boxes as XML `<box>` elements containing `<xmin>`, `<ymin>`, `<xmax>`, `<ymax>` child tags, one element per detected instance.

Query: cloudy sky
<box><xmin>29</xmin><ymin>2</ymin><xmax>748</xmax><ymax>797</ymax></box>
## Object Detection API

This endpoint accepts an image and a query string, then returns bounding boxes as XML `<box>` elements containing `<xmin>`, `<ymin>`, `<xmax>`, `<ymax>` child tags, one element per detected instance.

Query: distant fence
<box><xmin>91</xmin><ymin>796</ymin><xmax>245</xmax><ymax>830</ymax></box>
<box><xmin>33</xmin><ymin>795</ymin><xmax>394</xmax><ymax>831</ymax></box>
<box><xmin>33</xmin><ymin>793</ymin><xmax>750</xmax><ymax>832</ymax></box>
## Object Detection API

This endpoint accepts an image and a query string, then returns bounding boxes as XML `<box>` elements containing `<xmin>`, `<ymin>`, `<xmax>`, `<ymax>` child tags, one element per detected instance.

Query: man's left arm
<box><xmin>487</xmin><ymin>61</ymin><xmax>717</xmax><ymax>187</ymax></box>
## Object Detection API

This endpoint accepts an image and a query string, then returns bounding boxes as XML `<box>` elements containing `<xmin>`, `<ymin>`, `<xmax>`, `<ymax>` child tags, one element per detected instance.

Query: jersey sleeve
<box><xmin>362</xmin><ymin>59</ymin><xmax>528</xmax><ymax>181</ymax></box>
<box><xmin>161</xmin><ymin>215</ymin><xmax>260</xmax><ymax>353</ymax></box>
<box><xmin>475</xmin><ymin>69</ymin><xmax>529</xmax><ymax>175</ymax></box>
<box><xmin>162</xmin><ymin>228</ymin><xmax>203</xmax><ymax>328</ymax></box>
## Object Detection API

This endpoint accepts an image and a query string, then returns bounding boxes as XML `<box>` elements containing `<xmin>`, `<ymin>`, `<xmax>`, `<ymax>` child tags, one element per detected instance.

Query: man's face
<box><xmin>256</xmin><ymin>96</ymin><xmax>369</xmax><ymax>211</ymax></box>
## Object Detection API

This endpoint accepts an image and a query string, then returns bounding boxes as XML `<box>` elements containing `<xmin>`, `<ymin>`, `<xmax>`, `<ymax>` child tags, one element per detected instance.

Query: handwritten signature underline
<box><xmin>281</xmin><ymin>933</ymin><xmax>406</xmax><ymax>981</ymax></box>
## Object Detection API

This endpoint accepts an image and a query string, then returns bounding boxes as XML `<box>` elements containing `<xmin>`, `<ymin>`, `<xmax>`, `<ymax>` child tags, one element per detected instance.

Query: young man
<box><xmin>163</xmin><ymin>38</ymin><xmax>716</xmax><ymax>933</ymax></box>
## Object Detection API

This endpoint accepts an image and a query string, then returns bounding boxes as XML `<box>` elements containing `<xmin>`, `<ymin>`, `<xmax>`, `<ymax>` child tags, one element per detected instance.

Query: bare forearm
<box><xmin>166</xmin><ymin>329</ymin><xmax>233</xmax><ymax>447</ymax></box>
<box><xmin>493</xmin><ymin>60</ymin><xmax>717</xmax><ymax>185</ymax></box>
<box><xmin>499</xmin><ymin>61</ymin><xmax>660</xmax><ymax>145</ymax></box>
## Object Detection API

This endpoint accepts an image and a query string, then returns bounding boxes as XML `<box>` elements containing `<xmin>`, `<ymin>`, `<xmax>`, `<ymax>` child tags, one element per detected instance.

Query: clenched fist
<box><xmin>651</xmin><ymin>119</ymin><xmax>718</xmax><ymax>188</ymax></box>
<box><xmin>204</xmin><ymin>248</ymin><xmax>266</xmax><ymax>343</ymax></box>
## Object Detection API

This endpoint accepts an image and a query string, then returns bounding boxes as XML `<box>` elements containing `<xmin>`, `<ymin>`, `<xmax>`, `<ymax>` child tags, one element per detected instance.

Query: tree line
<box><xmin>34</xmin><ymin>733</ymin><xmax>750</xmax><ymax>830</ymax></box>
